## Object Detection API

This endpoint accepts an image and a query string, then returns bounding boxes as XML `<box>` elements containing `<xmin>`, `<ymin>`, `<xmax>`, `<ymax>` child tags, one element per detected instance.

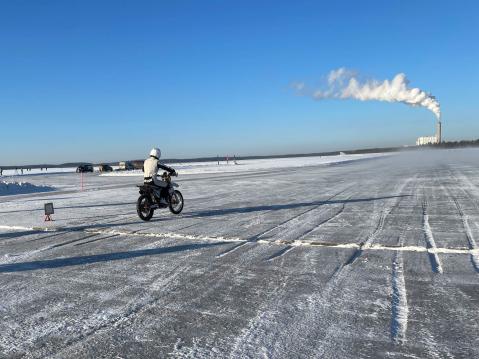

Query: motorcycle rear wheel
<box><xmin>137</xmin><ymin>194</ymin><xmax>154</xmax><ymax>221</ymax></box>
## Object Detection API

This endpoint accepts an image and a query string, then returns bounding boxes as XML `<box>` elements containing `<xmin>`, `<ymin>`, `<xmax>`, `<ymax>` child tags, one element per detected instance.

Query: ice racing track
<box><xmin>1</xmin><ymin>150</ymin><xmax>479</xmax><ymax>358</ymax></box>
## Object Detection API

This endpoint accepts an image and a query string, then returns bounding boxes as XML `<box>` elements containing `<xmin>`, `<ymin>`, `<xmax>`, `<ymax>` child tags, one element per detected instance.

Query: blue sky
<box><xmin>1</xmin><ymin>1</ymin><xmax>478</xmax><ymax>165</ymax></box>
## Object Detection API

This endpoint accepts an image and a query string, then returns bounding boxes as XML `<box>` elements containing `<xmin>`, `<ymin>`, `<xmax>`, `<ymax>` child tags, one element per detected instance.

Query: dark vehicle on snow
<box><xmin>76</xmin><ymin>164</ymin><xmax>94</xmax><ymax>173</ymax></box>
<box><xmin>99</xmin><ymin>164</ymin><xmax>113</xmax><ymax>172</ymax></box>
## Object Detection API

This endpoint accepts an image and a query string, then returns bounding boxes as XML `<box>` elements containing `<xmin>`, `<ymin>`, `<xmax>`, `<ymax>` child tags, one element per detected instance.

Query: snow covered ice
<box><xmin>1</xmin><ymin>150</ymin><xmax>479</xmax><ymax>358</ymax></box>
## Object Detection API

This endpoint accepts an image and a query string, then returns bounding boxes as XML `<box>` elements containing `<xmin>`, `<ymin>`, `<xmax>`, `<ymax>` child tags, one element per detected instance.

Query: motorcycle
<box><xmin>136</xmin><ymin>171</ymin><xmax>184</xmax><ymax>221</ymax></box>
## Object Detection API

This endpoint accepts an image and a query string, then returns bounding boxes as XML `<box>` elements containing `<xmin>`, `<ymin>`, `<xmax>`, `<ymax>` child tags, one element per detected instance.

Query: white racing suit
<box><xmin>144</xmin><ymin>156</ymin><xmax>175</xmax><ymax>187</ymax></box>
<box><xmin>143</xmin><ymin>156</ymin><xmax>176</xmax><ymax>202</ymax></box>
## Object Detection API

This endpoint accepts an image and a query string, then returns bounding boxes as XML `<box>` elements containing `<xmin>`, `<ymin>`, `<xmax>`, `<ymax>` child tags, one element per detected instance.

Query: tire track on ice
<box><xmin>453</xmin><ymin>201</ymin><xmax>479</xmax><ymax>272</ymax></box>
<box><xmin>160</xmin><ymin>245</ymin><xmax>286</xmax><ymax>358</ymax></box>
<box><xmin>3</xmin><ymin>256</ymin><xmax>193</xmax><ymax>358</ymax></box>
<box><xmin>0</xmin><ymin>232</ymin><xmax>104</xmax><ymax>265</ymax></box>
<box><xmin>344</xmin><ymin>202</ymin><xmax>390</xmax><ymax>265</ymax></box>
<box><xmin>74</xmin><ymin>233</ymin><xmax>120</xmax><ymax>246</ymax></box>
<box><xmin>48</xmin><ymin>263</ymin><xmax>193</xmax><ymax>359</ymax></box>
<box><xmin>391</xmin><ymin>252</ymin><xmax>408</xmax><ymax>344</ymax></box>
<box><xmin>295</xmin><ymin>197</ymin><xmax>349</xmax><ymax>241</ymax></box>
<box><xmin>249</xmin><ymin>184</ymin><xmax>353</xmax><ymax>241</ymax></box>
<box><xmin>443</xmin><ymin>170</ymin><xmax>479</xmax><ymax>272</ymax></box>
<box><xmin>48</xmin><ymin>232</ymin><xmax>101</xmax><ymax>249</ymax></box>
<box><xmin>414</xmin><ymin>170</ymin><xmax>473</xmax><ymax>357</ymax></box>
<box><xmin>51</xmin><ymin>241</ymin><xmax>270</xmax><ymax>358</ymax></box>
<box><xmin>216</xmin><ymin>184</ymin><xmax>352</xmax><ymax>258</ymax></box>
<box><xmin>422</xmin><ymin>200</ymin><xmax>443</xmax><ymax>274</ymax></box>
<box><xmin>343</xmin><ymin>177</ymin><xmax>412</xmax><ymax>267</ymax></box>
<box><xmin>230</xmin><ymin>179</ymin><xmax>410</xmax><ymax>357</ymax></box>
<box><xmin>262</xmin><ymin>197</ymin><xmax>350</xmax><ymax>261</ymax></box>
<box><xmin>390</xmin><ymin>227</ymin><xmax>409</xmax><ymax>344</ymax></box>
<box><xmin>389</xmin><ymin>177</ymin><xmax>421</xmax><ymax>346</ymax></box>
<box><xmin>311</xmin><ymin>177</ymin><xmax>415</xmax><ymax>356</ymax></box>
<box><xmin>264</xmin><ymin>245</ymin><xmax>294</xmax><ymax>261</ymax></box>
<box><xmin>31</xmin><ymin>238</ymin><xmax>225</xmax><ymax>358</ymax></box>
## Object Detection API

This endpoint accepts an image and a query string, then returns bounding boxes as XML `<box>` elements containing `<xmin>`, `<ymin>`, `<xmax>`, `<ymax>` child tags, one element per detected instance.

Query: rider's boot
<box><xmin>159</xmin><ymin>188</ymin><xmax>169</xmax><ymax>205</ymax></box>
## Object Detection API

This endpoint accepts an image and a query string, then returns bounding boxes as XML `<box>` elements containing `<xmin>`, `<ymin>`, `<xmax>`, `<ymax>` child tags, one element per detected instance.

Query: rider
<box><xmin>144</xmin><ymin>148</ymin><xmax>177</xmax><ymax>204</ymax></box>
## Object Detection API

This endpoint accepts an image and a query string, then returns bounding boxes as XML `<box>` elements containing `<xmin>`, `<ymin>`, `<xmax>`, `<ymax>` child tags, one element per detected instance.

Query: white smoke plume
<box><xmin>295</xmin><ymin>68</ymin><xmax>441</xmax><ymax>120</ymax></box>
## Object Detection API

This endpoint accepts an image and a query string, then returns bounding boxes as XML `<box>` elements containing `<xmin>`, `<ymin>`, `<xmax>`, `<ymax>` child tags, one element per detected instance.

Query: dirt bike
<box><xmin>136</xmin><ymin>171</ymin><xmax>184</xmax><ymax>221</ymax></box>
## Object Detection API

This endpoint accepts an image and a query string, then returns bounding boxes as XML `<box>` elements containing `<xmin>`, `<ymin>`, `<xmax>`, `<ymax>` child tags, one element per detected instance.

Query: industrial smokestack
<box><xmin>436</xmin><ymin>120</ymin><xmax>442</xmax><ymax>143</ymax></box>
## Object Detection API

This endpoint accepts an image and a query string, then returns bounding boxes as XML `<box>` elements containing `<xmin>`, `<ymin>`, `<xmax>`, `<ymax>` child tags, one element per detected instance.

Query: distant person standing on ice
<box><xmin>143</xmin><ymin>148</ymin><xmax>177</xmax><ymax>204</ymax></box>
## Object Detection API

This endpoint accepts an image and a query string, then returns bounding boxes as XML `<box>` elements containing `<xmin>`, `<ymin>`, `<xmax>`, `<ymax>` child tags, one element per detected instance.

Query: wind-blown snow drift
<box><xmin>0</xmin><ymin>181</ymin><xmax>55</xmax><ymax>196</ymax></box>
<box><xmin>294</xmin><ymin>68</ymin><xmax>441</xmax><ymax>119</ymax></box>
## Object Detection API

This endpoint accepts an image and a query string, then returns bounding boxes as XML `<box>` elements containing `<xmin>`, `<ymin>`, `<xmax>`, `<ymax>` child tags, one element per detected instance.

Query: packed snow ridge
<box><xmin>0</xmin><ymin>181</ymin><xmax>55</xmax><ymax>196</ymax></box>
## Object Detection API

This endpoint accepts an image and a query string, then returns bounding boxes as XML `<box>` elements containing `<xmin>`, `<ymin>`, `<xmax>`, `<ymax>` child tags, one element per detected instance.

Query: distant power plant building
<box><xmin>416</xmin><ymin>120</ymin><xmax>442</xmax><ymax>146</ymax></box>
<box><xmin>416</xmin><ymin>136</ymin><xmax>437</xmax><ymax>146</ymax></box>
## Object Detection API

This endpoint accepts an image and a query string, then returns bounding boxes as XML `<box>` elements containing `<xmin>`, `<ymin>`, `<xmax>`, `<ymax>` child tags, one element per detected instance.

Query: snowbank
<box><xmin>100</xmin><ymin>153</ymin><xmax>388</xmax><ymax>177</ymax></box>
<box><xmin>0</xmin><ymin>181</ymin><xmax>55</xmax><ymax>196</ymax></box>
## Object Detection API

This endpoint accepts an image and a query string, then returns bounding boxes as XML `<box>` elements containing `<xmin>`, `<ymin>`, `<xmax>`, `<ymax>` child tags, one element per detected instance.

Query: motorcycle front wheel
<box><xmin>169</xmin><ymin>190</ymin><xmax>184</xmax><ymax>214</ymax></box>
<box><xmin>137</xmin><ymin>194</ymin><xmax>154</xmax><ymax>221</ymax></box>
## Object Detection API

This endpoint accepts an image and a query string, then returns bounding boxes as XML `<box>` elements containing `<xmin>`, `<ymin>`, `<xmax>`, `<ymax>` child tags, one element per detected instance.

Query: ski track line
<box><xmin>391</xmin><ymin>251</ymin><xmax>409</xmax><ymax>344</ymax></box>
<box><xmin>422</xmin><ymin>201</ymin><xmax>443</xmax><ymax>274</ymax></box>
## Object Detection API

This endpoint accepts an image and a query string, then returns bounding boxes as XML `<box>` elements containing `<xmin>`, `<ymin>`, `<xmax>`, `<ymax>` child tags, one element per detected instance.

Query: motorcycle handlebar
<box><xmin>160</xmin><ymin>171</ymin><xmax>178</xmax><ymax>180</ymax></box>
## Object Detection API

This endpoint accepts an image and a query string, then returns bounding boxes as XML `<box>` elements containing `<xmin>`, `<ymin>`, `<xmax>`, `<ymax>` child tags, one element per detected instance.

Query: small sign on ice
<box><xmin>44</xmin><ymin>202</ymin><xmax>54</xmax><ymax>221</ymax></box>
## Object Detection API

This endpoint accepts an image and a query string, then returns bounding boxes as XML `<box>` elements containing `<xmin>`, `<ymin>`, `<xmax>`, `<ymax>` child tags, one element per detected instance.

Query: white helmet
<box><xmin>149</xmin><ymin>147</ymin><xmax>161</xmax><ymax>159</ymax></box>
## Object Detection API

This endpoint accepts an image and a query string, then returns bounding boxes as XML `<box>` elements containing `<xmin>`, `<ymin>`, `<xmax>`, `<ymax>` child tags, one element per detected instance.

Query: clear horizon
<box><xmin>1</xmin><ymin>145</ymin><xmax>400</xmax><ymax>167</ymax></box>
<box><xmin>2</xmin><ymin>1</ymin><xmax>478</xmax><ymax>166</ymax></box>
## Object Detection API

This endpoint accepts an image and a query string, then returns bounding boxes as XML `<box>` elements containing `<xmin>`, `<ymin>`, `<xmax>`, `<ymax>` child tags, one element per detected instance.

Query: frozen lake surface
<box><xmin>1</xmin><ymin>149</ymin><xmax>478</xmax><ymax>358</ymax></box>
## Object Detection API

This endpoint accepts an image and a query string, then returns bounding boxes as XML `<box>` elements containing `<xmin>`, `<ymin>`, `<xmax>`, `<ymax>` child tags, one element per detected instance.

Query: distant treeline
<box><xmin>3</xmin><ymin>141</ymin><xmax>478</xmax><ymax>169</ymax></box>
<box><xmin>419</xmin><ymin>139</ymin><xmax>479</xmax><ymax>149</ymax></box>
